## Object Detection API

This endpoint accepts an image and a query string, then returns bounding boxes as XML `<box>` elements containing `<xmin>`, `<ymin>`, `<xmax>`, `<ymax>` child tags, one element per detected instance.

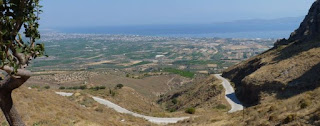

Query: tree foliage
<box><xmin>0</xmin><ymin>1</ymin><xmax>45</xmax><ymax>125</ymax></box>
<box><xmin>0</xmin><ymin>0</ymin><xmax>45</xmax><ymax>74</ymax></box>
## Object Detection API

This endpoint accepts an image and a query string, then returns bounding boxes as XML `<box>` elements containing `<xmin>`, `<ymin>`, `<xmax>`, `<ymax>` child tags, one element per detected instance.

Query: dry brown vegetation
<box><xmin>78</xmin><ymin>87</ymin><xmax>173</xmax><ymax>117</ymax></box>
<box><xmin>227</xmin><ymin>86</ymin><xmax>320</xmax><ymax>126</ymax></box>
<box><xmin>168</xmin><ymin>86</ymin><xmax>320</xmax><ymax>126</ymax></box>
<box><xmin>223</xmin><ymin>40</ymin><xmax>320</xmax><ymax>106</ymax></box>
<box><xmin>223</xmin><ymin>0</ymin><xmax>320</xmax><ymax>106</ymax></box>
<box><xmin>26</xmin><ymin>70</ymin><xmax>193</xmax><ymax>99</ymax></box>
<box><xmin>0</xmin><ymin>86</ymin><xmax>153</xmax><ymax>126</ymax></box>
<box><xmin>218</xmin><ymin>1</ymin><xmax>320</xmax><ymax>125</ymax></box>
<box><xmin>159</xmin><ymin>75</ymin><xmax>229</xmax><ymax>112</ymax></box>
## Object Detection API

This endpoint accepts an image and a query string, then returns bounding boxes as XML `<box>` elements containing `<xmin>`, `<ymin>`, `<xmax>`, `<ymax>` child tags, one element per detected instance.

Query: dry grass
<box><xmin>79</xmin><ymin>87</ymin><xmax>172</xmax><ymax>117</ymax></box>
<box><xmin>227</xmin><ymin>87</ymin><xmax>320</xmax><ymax>126</ymax></box>
<box><xmin>159</xmin><ymin>75</ymin><xmax>229</xmax><ymax>112</ymax></box>
<box><xmin>223</xmin><ymin>41</ymin><xmax>320</xmax><ymax>105</ymax></box>
<box><xmin>86</xmin><ymin>60</ymin><xmax>115</xmax><ymax>66</ymax></box>
<box><xmin>0</xmin><ymin>86</ymin><xmax>152</xmax><ymax>126</ymax></box>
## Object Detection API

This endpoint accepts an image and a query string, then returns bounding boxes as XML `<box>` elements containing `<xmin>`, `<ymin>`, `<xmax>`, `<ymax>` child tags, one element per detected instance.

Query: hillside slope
<box><xmin>223</xmin><ymin>0</ymin><xmax>320</xmax><ymax>106</ymax></box>
<box><xmin>158</xmin><ymin>75</ymin><xmax>227</xmax><ymax>111</ymax></box>
<box><xmin>0</xmin><ymin>86</ymin><xmax>151</xmax><ymax>126</ymax></box>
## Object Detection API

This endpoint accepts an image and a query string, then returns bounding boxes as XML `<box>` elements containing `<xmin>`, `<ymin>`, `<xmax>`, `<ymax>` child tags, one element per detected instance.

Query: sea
<box><xmin>52</xmin><ymin>23</ymin><xmax>298</xmax><ymax>39</ymax></box>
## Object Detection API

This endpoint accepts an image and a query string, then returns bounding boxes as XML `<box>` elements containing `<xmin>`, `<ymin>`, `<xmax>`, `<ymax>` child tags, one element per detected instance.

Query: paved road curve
<box><xmin>55</xmin><ymin>74</ymin><xmax>242</xmax><ymax>124</ymax></box>
<box><xmin>214</xmin><ymin>74</ymin><xmax>244</xmax><ymax>113</ymax></box>
<box><xmin>92</xmin><ymin>97</ymin><xmax>189</xmax><ymax>124</ymax></box>
<box><xmin>55</xmin><ymin>92</ymin><xmax>189</xmax><ymax>124</ymax></box>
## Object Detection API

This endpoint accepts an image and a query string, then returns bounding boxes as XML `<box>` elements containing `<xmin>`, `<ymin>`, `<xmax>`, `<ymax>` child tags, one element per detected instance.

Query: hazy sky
<box><xmin>40</xmin><ymin>0</ymin><xmax>315</xmax><ymax>28</ymax></box>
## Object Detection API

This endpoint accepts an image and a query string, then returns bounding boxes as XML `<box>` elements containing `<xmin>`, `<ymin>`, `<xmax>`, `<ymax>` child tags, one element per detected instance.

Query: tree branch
<box><xmin>0</xmin><ymin>66</ymin><xmax>31</xmax><ymax>90</ymax></box>
<box><xmin>2</xmin><ymin>66</ymin><xmax>32</xmax><ymax>78</ymax></box>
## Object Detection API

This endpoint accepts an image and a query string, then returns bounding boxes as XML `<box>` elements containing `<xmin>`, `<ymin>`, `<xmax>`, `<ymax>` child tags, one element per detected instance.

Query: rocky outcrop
<box><xmin>224</xmin><ymin>0</ymin><xmax>320</xmax><ymax>106</ymax></box>
<box><xmin>275</xmin><ymin>0</ymin><xmax>320</xmax><ymax>46</ymax></box>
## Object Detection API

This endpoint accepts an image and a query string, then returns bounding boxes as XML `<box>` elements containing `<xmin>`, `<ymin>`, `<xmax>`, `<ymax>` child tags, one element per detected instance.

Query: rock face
<box><xmin>223</xmin><ymin>0</ymin><xmax>320</xmax><ymax>106</ymax></box>
<box><xmin>275</xmin><ymin>0</ymin><xmax>320</xmax><ymax>46</ymax></box>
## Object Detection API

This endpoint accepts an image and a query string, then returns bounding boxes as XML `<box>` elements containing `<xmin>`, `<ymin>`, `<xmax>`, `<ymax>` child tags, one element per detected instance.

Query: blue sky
<box><xmin>40</xmin><ymin>0</ymin><xmax>315</xmax><ymax>28</ymax></box>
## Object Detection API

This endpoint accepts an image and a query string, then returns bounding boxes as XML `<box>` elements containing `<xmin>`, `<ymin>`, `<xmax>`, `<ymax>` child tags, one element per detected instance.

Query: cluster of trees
<box><xmin>59</xmin><ymin>84</ymin><xmax>124</xmax><ymax>91</ymax></box>
<box><xmin>59</xmin><ymin>85</ymin><xmax>105</xmax><ymax>90</ymax></box>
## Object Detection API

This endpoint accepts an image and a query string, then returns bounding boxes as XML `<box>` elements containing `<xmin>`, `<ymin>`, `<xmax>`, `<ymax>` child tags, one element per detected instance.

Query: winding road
<box><xmin>55</xmin><ymin>74</ymin><xmax>243</xmax><ymax>124</ymax></box>
<box><xmin>55</xmin><ymin>92</ymin><xmax>189</xmax><ymax>124</ymax></box>
<box><xmin>214</xmin><ymin>74</ymin><xmax>244</xmax><ymax>113</ymax></box>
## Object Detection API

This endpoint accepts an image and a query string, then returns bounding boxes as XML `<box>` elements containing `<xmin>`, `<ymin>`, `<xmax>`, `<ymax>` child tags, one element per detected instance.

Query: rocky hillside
<box><xmin>223</xmin><ymin>0</ymin><xmax>320</xmax><ymax>106</ymax></box>
<box><xmin>158</xmin><ymin>75</ymin><xmax>226</xmax><ymax>111</ymax></box>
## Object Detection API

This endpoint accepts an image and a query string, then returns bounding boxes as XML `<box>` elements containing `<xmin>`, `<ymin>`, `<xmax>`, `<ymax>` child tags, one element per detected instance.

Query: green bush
<box><xmin>93</xmin><ymin>86</ymin><xmax>99</xmax><ymax>90</ymax></box>
<box><xmin>185</xmin><ymin>107</ymin><xmax>196</xmax><ymax>114</ymax></box>
<box><xmin>300</xmin><ymin>99</ymin><xmax>311</xmax><ymax>109</ymax></box>
<box><xmin>2</xmin><ymin>121</ymin><xmax>8</xmax><ymax>126</ymax></box>
<box><xmin>59</xmin><ymin>86</ymin><xmax>66</xmax><ymax>90</ymax></box>
<box><xmin>72</xmin><ymin>86</ymin><xmax>80</xmax><ymax>90</ymax></box>
<box><xmin>31</xmin><ymin>85</ymin><xmax>40</xmax><ymax>89</ymax></box>
<box><xmin>115</xmin><ymin>84</ymin><xmax>124</xmax><ymax>89</ymax></box>
<box><xmin>79</xmin><ymin>85</ymin><xmax>87</xmax><ymax>90</ymax></box>
<box><xmin>169</xmin><ymin>108</ymin><xmax>177</xmax><ymax>112</ymax></box>
<box><xmin>88</xmin><ymin>86</ymin><xmax>106</xmax><ymax>91</ymax></box>
<box><xmin>109</xmin><ymin>89</ymin><xmax>116</xmax><ymax>96</ymax></box>
<box><xmin>172</xmin><ymin>98</ymin><xmax>178</xmax><ymax>104</ymax></box>
<box><xmin>283</xmin><ymin>114</ymin><xmax>297</xmax><ymax>124</ymax></box>
<box><xmin>99</xmin><ymin>86</ymin><xmax>106</xmax><ymax>90</ymax></box>
<box><xmin>215</xmin><ymin>104</ymin><xmax>227</xmax><ymax>110</ymax></box>
<box><xmin>44</xmin><ymin>86</ymin><xmax>50</xmax><ymax>89</ymax></box>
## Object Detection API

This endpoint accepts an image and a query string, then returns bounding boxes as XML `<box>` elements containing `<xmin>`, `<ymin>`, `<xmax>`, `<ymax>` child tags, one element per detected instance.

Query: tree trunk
<box><xmin>0</xmin><ymin>90</ymin><xmax>25</xmax><ymax>126</ymax></box>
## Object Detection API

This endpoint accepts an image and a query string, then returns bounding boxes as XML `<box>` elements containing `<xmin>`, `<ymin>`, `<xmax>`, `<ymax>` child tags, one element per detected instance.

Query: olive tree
<box><xmin>0</xmin><ymin>0</ymin><xmax>44</xmax><ymax>125</ymax></box>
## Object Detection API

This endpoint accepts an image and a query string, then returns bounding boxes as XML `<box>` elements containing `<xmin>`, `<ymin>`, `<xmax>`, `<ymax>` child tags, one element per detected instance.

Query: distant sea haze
<box><xmin>54</xmin><ymin>17</ymin><xmax>303</xmax><ymax>39</ymax></box>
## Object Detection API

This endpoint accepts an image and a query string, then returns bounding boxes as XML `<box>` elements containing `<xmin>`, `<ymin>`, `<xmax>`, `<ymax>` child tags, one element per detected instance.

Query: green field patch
<box><xmin>131</xmin><ymin>61</ymin><xmax>152</xmax><ymax>67</ymax></box>
<box><xmin>173</xmin><ymin>60</ymin><xmax>223</xmax><ymax>66</ymax></box>
<box><xmin>163</xmin><ymin>68</ymin><xmax>195</xmax><ymax>78</ymax></box>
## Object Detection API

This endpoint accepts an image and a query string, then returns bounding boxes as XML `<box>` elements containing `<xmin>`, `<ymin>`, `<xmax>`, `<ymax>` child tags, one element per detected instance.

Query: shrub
<box><xmin>116</xmin><ymin>84</ymin><xmax>124</xmax><ymax>89</ymax></box>
<box><xmin>268</xmin><ymin>106</ymin><xmax>276</xmax><ymax>112</ymax></box>
<box><xmin>172</xmin><ymin>98</ymin><xmax>178</xmax><ymax>104</ymax></box>
<box><xmin>95</xmin><ymin>107</ymin><xmax>104</xmax><ymax>113</ymax></box>
<box><xmin>72</xmin><ymin>86</ymin><xmax>79</xmax><ymax>90</ymax></box>
<box><xmin>59</xmin><ymin>86</ymin><xmax>66</xmax><ymax>90</ymax></box>
<box><xmin>300</xmin><ymin>99</ymin><xmax>311</xmax><ymax>109</ymax></box>
<box><xmin>31</xmin><ymin>85</ymin><xmax>40</xmax><ymax>89</ymax></box>
<box><xmin>93</xmin><ymin>86</ymin><xmax>100</xmax><ymax>90</ymax></box>
<box><xmin>2</xmin><ymin>121</ymin><xmax>8</xmax><ymax>126</ymax></box>
<box><xmin>283</xmin><ymin>114</ymin><xmax>297</xmax><ymax>124</ymax></box>
<box><xmin>169</xmin><ymin>108</ymin><xmax>177</xmax><ymax>112</ymax></box>
<box><xmin>269</xmin><ymin>114</ymin><xmax>277</xmax><ymax>121</ymax></box>
<box><xmin>99</xmin><ymin>86</ymin><xmax>106</xmax><ymax>90</ymax></box>
<box><xmin>44</xmin><ymin>86</ymin><xmax>50</xmax><ymax>89</ymax></box>
<box><xmin>185</xmin><ymin>107</ymin><xmax>196</xmax><ymax>114</ymax></box>
<box><xmin>79</xmin><ymin>85</ymin><xmax>87</xmax><ymax>90</ymax></box>
<box><xmin>215</xmin><ymin>104</ymin><xmax>227</xmax><ymax>109</ymax></box>
<box><xmin>109</xmin><ymin>89</ymin><xmax>116</xmax><ymax>96</ymax></box>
